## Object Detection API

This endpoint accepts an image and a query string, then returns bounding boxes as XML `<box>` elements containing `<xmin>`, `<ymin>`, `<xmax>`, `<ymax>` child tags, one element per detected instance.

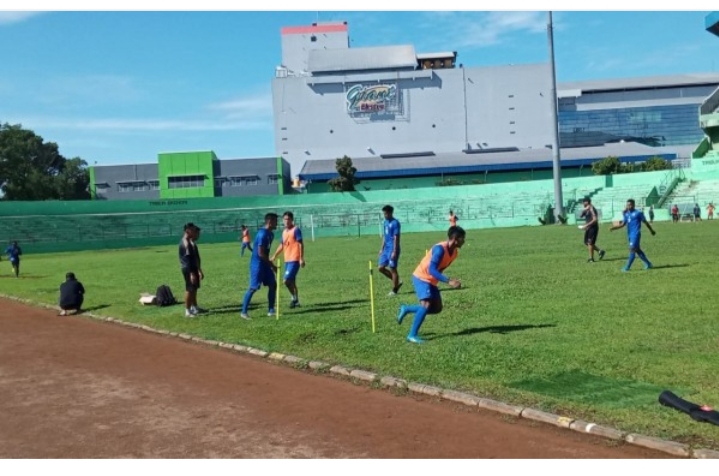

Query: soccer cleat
<box><xmin>644</xmin><ymin>263</ymin><xmax>653</xmax><ymax>270</ymax></box>
<box><xmin>240</xmin><ymin>313</ymin><xmax>251</xmax><ymax>320</ymax></box>
<box><xmin>397</xmin><ymin>304</ymin><xmax>408</xmax><ymax>325</ymax></box>
<box><xmin>406</xmin><ymin>335</ymin><xmax>425</xmax><ymax>344</ymax></box>
<box><xmin>59</xmin><ymin>310</ymin><xmax>67</xmax><ymax>316</ymax></box>
<box><xmin>621</xmin><ymin>267</ymin><xmax>630</xmax><ymax>272</ymax></box>
<box><xmin>394</xmin><ymin>281</ymin><xmax>404</xmax><ymax>293</ymax></box>
<box><xmin>587</xmin><ymin>259</ymin><xmax>595</xmax><ymax>263</ymax></box>
<box><xmin>185</xmin><ymin>309</ymin><xmax>197</xmax><ymax>318</ymax></box>
<box><xmin>387</xmin><ymin>290</ymin><xmax>397</xmax><ymax>296</ymax></box>
<box><xmin>267</xmin><ymin>309</ymin><xmax>276</xmax><ymax>317</ymax></box>
<box><xmin>289</xmin><ymin>300</ymin><xmax>300</xmax><ymax>309</ymax></box>
<box><xmin>598</xmin><ymin>250</ymin><xmax>606</xmax><ymax>260</ymax></box>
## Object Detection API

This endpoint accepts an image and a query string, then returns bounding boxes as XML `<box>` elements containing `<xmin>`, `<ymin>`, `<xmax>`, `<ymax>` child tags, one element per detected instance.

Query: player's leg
<box><xmin>406</xmin><ymin>281</ymin><xmax>441</xmax><ymax>343</ymax></box>
<box><xmin>623</xmin><ymin>237</ymin><xmax>639</xmax><ymax>271</ymax></box>
<box><xmin>378</xmin><ymin>251</ymin><xmax>393</xmax><ymax>281</ymax></box>
<box><xmin>264</xmin><ymin>266</ymin><xmax>278</xmax><ymax>316</ymax></box>
<box><xmin>241</xmin><ymin>267</ymin><xmax>262</xmax><ymax>319</ymax></box>
<box><xmin>635</xmin><ymin>240</ymin><xmax>652</xmax><ymax>269</ymax></box>
<box><xmin>398</xmin><ymin>275</ymin><xmax>425</xmax><ymax>324</ymax></box>
<box><xmin>283</xmin><ymin>262</ymin><xmax>300</xmax><ymax>306</ymax></box>
<box><xmin>241</xmin><ymin>243</ymin><xmax>247</xmax><ymax>256</ymax></box>
<box><xmin>389</xmin><ymin>254</ymin><xmax>402</xmax><ymax>294</ymax></box>
<box><xmin>182</xmin><ymin>270</ymin><xmax>196</xmax><ymax>317</ymax></box>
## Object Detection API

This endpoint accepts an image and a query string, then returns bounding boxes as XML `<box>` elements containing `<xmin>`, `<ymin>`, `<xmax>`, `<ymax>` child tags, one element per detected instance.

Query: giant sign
<box><xmin>346</xmin><ymin>83</ymin><xmax>398</xmax><ymax>114</ymax></box>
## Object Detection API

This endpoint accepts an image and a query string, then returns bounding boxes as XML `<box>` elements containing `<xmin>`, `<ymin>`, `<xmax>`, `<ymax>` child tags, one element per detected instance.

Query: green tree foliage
<box><xmin>0</xmin><ymin>122</ymin><xmax>90</xmax><ymax>200</ymax></box>
<box><xmin>591</xmin><ymin>155</ymin><xmax>674</xmax><ymax>175</ymax></box>
<box><xmin>327</xmin><ymin>155</ymin><xmax>360</xmax><ymax>192</ymax></box>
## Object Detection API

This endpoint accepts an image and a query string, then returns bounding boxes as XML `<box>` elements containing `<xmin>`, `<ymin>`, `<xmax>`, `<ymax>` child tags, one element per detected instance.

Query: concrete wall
<box><xmin>214</xmin><ymin>157</ymin><xmax>281</xmax><ymax>197</ymax></box>
<box><xmin>92</xmin><ymin>163</ymin><xmax>160</xmax><ymax>201</ymax></box>
<box><xmin>272</xmin><ymin>63</ymin><xmax>554</xmax><ymax>176</ymax></box>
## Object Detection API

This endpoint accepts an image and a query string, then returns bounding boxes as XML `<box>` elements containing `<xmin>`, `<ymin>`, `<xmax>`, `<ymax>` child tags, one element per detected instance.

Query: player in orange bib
<box><xmin>239</xmin><ymin>224</ymin><xmax>253</xmax><ymax>257</ymax></box>
<box><xmin>448</xmin><ymin>210</ymin><xmax>458</xmax><ymax>228</ymax></box>
<box><xmin>271</xmin><ymin>211</ymin><xmax>305</xmax><ymax>308</ymax></box>
<box><xmin>396</xmin><ymin>226</ymin><xmax>465</xmax><ymax>344</ymax></box>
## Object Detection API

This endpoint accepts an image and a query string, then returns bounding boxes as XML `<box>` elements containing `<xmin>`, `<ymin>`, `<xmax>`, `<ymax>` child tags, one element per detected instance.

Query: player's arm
<box><xmin>427</xmin><ymin>246</ymin><xmax>461</xmax><ymax>288</ymax></box>
<box><xmin>258</xmin><ymin>236</ymin><xmax>277</xmax><ymax>270</ymax></box>
<box><xmin>196</xmin><ymin>247</ymin><xmax>204</xmax><ymax>280</ymax></box>
<box><xmin>392</xmin><ymin>223</ymin><xmax>400</xmax><ymax>258</ymax></box>
<box><xmin>609</xmin><ymin>219</ymin><xmax>626</xmax><ymax>231</ymax></box>
<box><xmin>270</xmin><ymin>240</ymin><xmax>284</xmax><ymax>261</ymax></box>
<box><xmin>296</xmin><ymin>228</ymin><xmax>305</xmax><ymax>266</ymax></box>
<box><xmin>642</xmin><ymin>216</ymin><xmax>656</xmax><ymax>235</ymax></box>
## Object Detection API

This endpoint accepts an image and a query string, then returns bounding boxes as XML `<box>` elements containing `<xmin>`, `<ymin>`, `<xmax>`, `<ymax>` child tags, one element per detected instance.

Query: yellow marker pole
<box><xmin>369</xmin><ymin>260</ymin><xmax>376</xmax><ymax>333</ymax></box>
<box><xmin>275</xmin><ymin>258</ymin><xmax>280</xmax><ymax>320</ymax></box>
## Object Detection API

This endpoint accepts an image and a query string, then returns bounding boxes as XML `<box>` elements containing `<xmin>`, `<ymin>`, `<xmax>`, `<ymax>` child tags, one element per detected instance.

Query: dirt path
<box><xmin>0</xmin><ymin>300</ymin><xmax>667</xmax><ymax>458</ymax></box>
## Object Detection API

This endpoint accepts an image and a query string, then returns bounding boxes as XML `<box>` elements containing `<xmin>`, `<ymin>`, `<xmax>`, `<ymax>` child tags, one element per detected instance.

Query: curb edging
<box><xmin>2</xmin><ymin>293</ymin><xmax>717</xmax><ymax>459</ymax></box>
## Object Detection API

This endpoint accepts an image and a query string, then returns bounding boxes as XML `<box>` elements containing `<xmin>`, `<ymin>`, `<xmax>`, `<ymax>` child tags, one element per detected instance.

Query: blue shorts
<box><xmin>249</xmin><ymin>265</ymin><xmax>276</xmax><ymax>290</ymax></box>
<box><xmin>412</xmin><ymin>275</ymin><xmax>441</xmax><ymax>302</ymax></box>
<box><xmin>628</xmin><ymin>235</ymin><xmax>641</xmax><ymax>250</ymax></box>
<box><xmin>241</xmin><ymin>242</ymin><xmax>251</xmax><ymax>249</ymax></box>
<box><xmin>283</xmin><ymin>261</ymin><xmax>300</xmax><ymax>281</ymax></box>
<box><xmin>378</xmin><ymin>249</ymin><xmax>400</xmax><ymax>268</ymax></box>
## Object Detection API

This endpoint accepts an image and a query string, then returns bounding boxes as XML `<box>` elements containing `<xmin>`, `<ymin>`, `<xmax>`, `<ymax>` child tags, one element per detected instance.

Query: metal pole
<box><xmin>548</xmin><ymin>11</ymin><xmax>564</xmax><ymax>222</ymax></box>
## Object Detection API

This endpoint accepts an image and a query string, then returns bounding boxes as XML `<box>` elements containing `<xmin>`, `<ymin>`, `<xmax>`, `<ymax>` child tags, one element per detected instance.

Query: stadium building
<box><xmin>88</xmin><ymin>18</ymin><xmax>719</xmax><ymax>199</ymax></box>
<box><xmin>271</xmin><ymin>21</ymin><xmax>719</xmax><ymax>192</ymax></box>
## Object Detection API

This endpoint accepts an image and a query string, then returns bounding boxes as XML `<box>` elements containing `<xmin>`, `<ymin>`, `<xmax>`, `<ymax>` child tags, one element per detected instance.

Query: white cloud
<box><xmin>0</xmin><ymin>11</ymin><xmax>45</xmax><ymax>25</ymax></box>
<box><xmin>13</xmin><ymin>116</ymin><xmax>271</xmax><ymax>132</ymax></box>
<box><xmin>207</xmin><ymin>91</ymin><xmax>273</xmax><ymax>120</ymax></box>
<box><xmin>419</xmin><ymin>11</ymin><xmax>547</xmax><ymax>50</ymax></box>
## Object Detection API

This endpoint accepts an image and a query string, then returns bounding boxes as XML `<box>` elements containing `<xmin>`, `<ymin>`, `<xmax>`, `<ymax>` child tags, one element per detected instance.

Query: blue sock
<box><xmin>268</xmin><ymin>286</ymin><xmax>277</xmax><ymax>311</ymax></box>
<box><xmin>408</xmin><ymin>306</ymin><xmax>429</xmax><ymax>338</ymax></box>
<box><xmin>242</xmin><ymin>289</ymin><xmax>255</xmax><ymax>314</ymax></box>
<box><xmin>638</xmin><ymin>251</ymin><xmax>651</xmax><ymax>266</ymax></box>
<box><xmin>405</xmin><ymin>304</ymin><xmax>423</xmax><ymax>314</ymax></box>
<box><xmin>625</xmin><ymin>251</ymin><xmax>636</xmax><ymax>269</ymax></box>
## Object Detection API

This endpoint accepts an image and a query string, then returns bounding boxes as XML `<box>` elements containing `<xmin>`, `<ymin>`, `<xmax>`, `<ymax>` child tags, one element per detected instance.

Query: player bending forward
<box><xmin>396</xmin><ymin>226</ymin><xmax>465</xmax><ymax>344</ymax></box>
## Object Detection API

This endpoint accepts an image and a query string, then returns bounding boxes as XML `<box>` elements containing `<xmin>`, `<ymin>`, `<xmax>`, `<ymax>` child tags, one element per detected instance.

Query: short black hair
<box><xmin>447</xmin><ymin>226</ymin><xmax>466</xmax><ymax>239</ymax></box>
<box><xmin>66</xmin><ymin>272</ymin><xmax>76</xmax><ymax>280</ymax></box>
<box><xmin>184</xmin><ymin>222</ymin><xmax>200</xmax><ymax>232</ymax></box>
<box><xmin>583</xmin><ymin>197</ymin><xmax>591</xmax><ymax>204</ymax></box>
<box><xmin>627</xmin><ymin>199</ymin><xmax>636</xmax><ymax>206</ymax></box>
<box><xmin>265</xmin><ymin>212</ymin><xmax>279</xmax><ymax>222</ymax></box>
<box><xmin>283</xmin><ymin>211</ymin><xmax>294</xmax><ymax>220</ymax></box>
<box><xmin>382</xmin><ymin>205</ymin><xmax>394</xmax><ymax>213</ymax></box>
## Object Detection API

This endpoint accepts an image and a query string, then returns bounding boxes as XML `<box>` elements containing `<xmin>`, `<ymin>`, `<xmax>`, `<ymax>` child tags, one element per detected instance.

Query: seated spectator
<box><xmin>59</xmin><ymin>272</ymin><xmax>85</xmax><ymax>316</ymax></box>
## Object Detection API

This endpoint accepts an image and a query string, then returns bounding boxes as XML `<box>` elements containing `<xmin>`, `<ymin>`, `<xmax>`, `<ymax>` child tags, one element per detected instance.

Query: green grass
<box><xmin>3</xmin><ymin>221</ymin><xmax>719</xmax><ymax>448</ymax></box>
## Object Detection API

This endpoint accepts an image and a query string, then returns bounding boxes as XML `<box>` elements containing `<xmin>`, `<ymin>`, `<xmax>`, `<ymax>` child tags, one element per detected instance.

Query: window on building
<box><xmin>214</xmin><ymin>178</ymin><xmax>227</xmax><ymax>188</ymax></box>
<box><xmin>268</xmin><ymin>174</ymin><xmax>281</xmax><ymax>185</ymax></box>
<box><xmin>230</xmin><ymin>177</ymin><xmax>243</xmax><ymax>187</ymax></box>
<box><xmin>148</xmin><ymin>180</ymin><xmax>160</xmax><ymax>190</ymax></box>
<box><xmin>118</xmin><ymin>183</ymin><xmax>133</xmax><ymax>193</ymax></box>
<box><xmin>168</xmin><ymin>175</ymin><xmax>205</xmax><ymax>189</ymax></box>
<box><xmin>132</xmin><ymin>182</ymin><xmax>149</xmax><ymax>192</ymax></box>
<box><xmin>245</xmin><ymin>176</ymin><xmax>258</xmax><ymax>186</ymax></box>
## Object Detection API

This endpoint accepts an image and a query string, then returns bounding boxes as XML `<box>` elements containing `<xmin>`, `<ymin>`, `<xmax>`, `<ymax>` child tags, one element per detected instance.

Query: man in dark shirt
<box><xmin>59</xmin><ymin>272</ymin><xmax>85</xmax><ymax>316</ymax></box>
<box><xmin>179</xmin><ymin>223</ymin><xmax>204</xmax><ymax>318</ymax></box>
<box><xmin>579</xmin><ymin>198</ymin><xmax>606</xmax><ymax>263</ymax></box>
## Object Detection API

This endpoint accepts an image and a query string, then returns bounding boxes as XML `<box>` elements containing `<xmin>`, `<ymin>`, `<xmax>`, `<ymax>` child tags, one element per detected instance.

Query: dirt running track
<box><xmin>0</xmin><ymin>300</ymin><xmax>667</xmax><ymax>458</ymax></box>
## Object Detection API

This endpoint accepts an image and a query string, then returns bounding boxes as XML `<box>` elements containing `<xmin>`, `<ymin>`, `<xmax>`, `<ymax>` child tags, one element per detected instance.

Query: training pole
<box><xmin>276</xmin><ymin>258</ymin><xmax>280</xmax><ymax>320</ymax></box>
<box><xmin>369</xmin><ymin>260</ymin><xmax>376</xmax><ymax>333</ymax></box>
<box><xmin>310</xmin><ymin>214</ymin><xmax>315</xmax><ymax>242</ymax></box>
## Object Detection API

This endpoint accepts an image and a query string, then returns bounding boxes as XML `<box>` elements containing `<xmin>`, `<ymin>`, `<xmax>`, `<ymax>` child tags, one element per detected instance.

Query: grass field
<box><xmin>2</xmin><ymin>220</ymin><xmax>718</xmax><ymax>448</ymax></box>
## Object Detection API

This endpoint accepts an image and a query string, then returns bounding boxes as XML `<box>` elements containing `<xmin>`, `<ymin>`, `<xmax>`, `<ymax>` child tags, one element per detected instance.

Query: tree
<box><xmin>591</xmin><ymin>156</ymin><xmax>623</xmax><ymax>175</ymax></box>
<box><xmin>0</xmin><ymin>122</ymin><xmax>90</xmax><ymax>200</ymax></box>
<box><xmin>641</xmin><ymin>156</ymin><xmax>674</xmax><ymax>171</ymax></box>
<box><xmin>327</xmin><ymin>155</ymin><xmax>360</xmax><ymax>192</ymax></box>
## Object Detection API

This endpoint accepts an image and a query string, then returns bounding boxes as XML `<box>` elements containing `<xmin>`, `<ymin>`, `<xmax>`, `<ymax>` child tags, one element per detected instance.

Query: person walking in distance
<box><xmin>610</xmin><ymin>199</ymin><xmax>656</xmax><ymax>272</ymax></box>
<box><xmin>239</xmin><ymin>224</ymin><xmax>253</xmax><ymax>257</ymax></box>
<box><xmin>579</xmin><ymin>198</ymin><xmax>606</xmax><ymax>263</ymax></box>
<box><xmin>378</xmin><ymin>205</ymin><xmax>402</xmax><ymax>296</ymax></box>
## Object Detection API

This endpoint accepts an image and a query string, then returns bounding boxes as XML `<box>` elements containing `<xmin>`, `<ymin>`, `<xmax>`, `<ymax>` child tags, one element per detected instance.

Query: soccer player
<box><xmin>5</xmin><ymin>241</ymin><xmax>22</xmax><ymax>278</ymax></box>
<box><xmin>378</xmin><ymin>205</ymin><xmax>402</xmax><ymax>296</ymax></box>
<box><xmin>179</xmin><ymin>223</ymin><xmax>204</xmax><ymax>317</ymax></box>
<box><xmin>449</xmin><ymin>210</ymin><xmax>458</xmax><ymax>227</ymax></box>
<box><xmin>396</xmin><ymin>226</ymin><xmax>465</xmax><ymax>344</ymax></box>
<box><xmin>241</xmin><ymin>213</ymin><xmax>279</xmax><ymax>320</ymax></box>
<box><xmin>609</xmin><ymin>199</ymin><xmax>656</xmax><ymax>272</ymax></box>
<box><xmin>708</xmin><ymin>203</ymin><xmax>715</xmax><ymax>220</ymax></box>
<box><xmin>239</xmin><ymin>224</ymin><xmax>253</xmax><ymax>257</ymax></box>
<box><xmin>270</xmin><ymin>211</ymin><xmax>305</xmax><ymax>308</ymax></box>
<box><xmin>579</xmin><ymin>198</ymin><xmax>606</xmax><ymax>262</ymax></box>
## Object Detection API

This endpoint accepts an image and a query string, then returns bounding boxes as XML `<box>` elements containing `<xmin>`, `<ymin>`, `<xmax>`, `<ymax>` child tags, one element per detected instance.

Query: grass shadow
<box><xmin>81</xmin><ymin>304</ymin><xmax>112</xmax><ymax>313</ymax></box>
<box><xmin>425</xmin><ymin>323</ymin><xmax>556</xmax><ymax>341</ymax></box>
<box><xmin>650</xmin><ymin>264</ymin><xmax>689</xmax><ymax>270</ymax></box>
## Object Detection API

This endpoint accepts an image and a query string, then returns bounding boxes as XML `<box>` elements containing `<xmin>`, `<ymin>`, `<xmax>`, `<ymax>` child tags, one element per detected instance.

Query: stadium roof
<box><xmin>307</xmin><ymin>45</ymin><xmax>417</xmax><ymax>74</ymax></box>
<box><xmin>706</xmin><ymin>11</ymin><xmax>719</xmax><ymax>37</ymax></box>
<box><xmin>558</xmin><ymin>73</ymin><xmax>719</xmax><ymax>96</ymax></box>
<box><xmin>298</xmin><ymin>142</ymin><xmax>677</xmax><ymax>181</ymax></box>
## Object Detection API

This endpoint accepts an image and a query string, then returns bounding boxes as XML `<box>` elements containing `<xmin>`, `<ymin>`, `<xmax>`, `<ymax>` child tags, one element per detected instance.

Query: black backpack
<box><xmin>155</xmin><ymin>285</ymin><xmax>176</xmax><ymax>307</ymax></box>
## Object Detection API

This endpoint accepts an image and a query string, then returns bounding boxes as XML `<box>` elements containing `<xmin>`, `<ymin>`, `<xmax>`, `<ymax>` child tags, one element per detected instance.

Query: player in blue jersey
<box><xmin>378</xmin><ymin>205</ymin><xmax>403</xmax><ymax>296</ymax></box>
<box><xmin>5</xmin><ymin>241</ymin><xmax>22</xmax><ymax>278</ymax></box>
<box><xmin>241</xmin><ymin>213</ymin><xmax>278</xmax><ymax>320</ymax></box>
<box><xmin>609</xmin><ymin>199</ymin><xmax>656</xmax><ymax>272</ymax></box>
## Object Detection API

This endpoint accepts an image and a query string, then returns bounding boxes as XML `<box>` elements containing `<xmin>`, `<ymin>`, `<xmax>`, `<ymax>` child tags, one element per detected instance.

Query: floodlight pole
<box><xmin>548</xmin><ymin>11</ymin><xmax>565</xmax><ymax>223</ymax></box>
